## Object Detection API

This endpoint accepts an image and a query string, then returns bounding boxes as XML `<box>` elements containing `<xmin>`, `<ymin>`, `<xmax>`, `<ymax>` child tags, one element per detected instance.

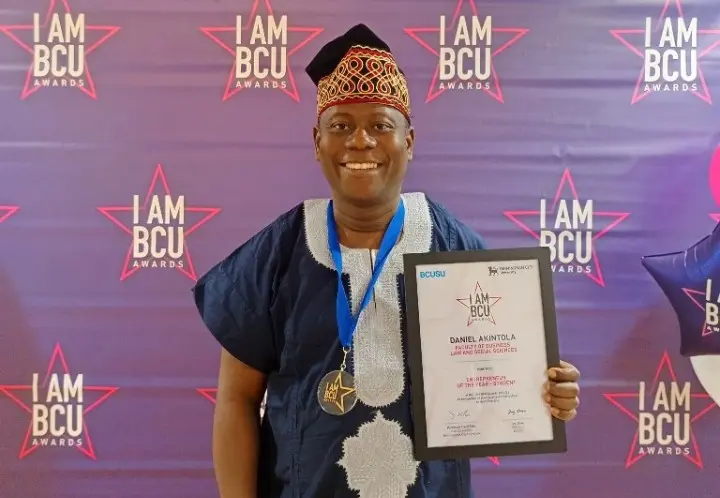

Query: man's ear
<box><xmin>406</xmin><ymin>126</ymin><xmax>415</xmax><ymax>161</ymax></box>
<box><xmin>312</xmin><ymin>126</ymin><xmax>320</xmax><ymax>161</ymax></box>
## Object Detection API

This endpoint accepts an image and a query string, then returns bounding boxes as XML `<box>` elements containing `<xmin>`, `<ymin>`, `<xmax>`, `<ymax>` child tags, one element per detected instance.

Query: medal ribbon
<box><xmin>326</xmin><ymin>199</ymin><xmax>405</xmax><ymax>349</ymax></box>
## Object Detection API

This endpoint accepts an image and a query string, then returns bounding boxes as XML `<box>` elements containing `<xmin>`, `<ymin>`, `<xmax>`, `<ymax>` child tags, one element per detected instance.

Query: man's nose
<box><xmin>346</xmin><ymin>127</ymin><xmax>376</xmax><ymax>150</ymax></box>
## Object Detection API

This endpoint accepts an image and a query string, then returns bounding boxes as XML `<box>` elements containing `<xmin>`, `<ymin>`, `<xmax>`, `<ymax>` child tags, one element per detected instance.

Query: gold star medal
<box><xmin>317</xmin><ymin>368</ymin><xmax>357</xmax><ymax>415</ymax></box>
<box><xmin>317</xmin><ymin>346</ymin><xmax>358</xmax><ymax>415</ymax></box>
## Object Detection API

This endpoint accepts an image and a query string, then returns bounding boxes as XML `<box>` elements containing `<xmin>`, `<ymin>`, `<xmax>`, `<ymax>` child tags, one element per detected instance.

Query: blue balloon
<box><xmin>642</xmin><ymin>222</ymin><xmax>720</xmax><ymax>356</ymax></box>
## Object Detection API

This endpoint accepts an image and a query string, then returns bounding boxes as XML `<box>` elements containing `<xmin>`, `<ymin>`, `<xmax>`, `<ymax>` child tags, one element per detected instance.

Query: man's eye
<box><xmin>331</xmin><ymin>123</ymin><xmax>349</xmax><ymax>131</ymax></box>
<box><xmin>375</xmin><ymin>123</ymin><xmax>393</xmax><ymax>131</ymax></box>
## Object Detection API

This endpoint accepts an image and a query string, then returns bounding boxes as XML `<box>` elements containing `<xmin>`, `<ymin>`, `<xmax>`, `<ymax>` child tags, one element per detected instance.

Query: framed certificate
<box><xmin>402</xmin><ymin>247</ymin><xmax>567</xmax><ymax>461</ymax></box>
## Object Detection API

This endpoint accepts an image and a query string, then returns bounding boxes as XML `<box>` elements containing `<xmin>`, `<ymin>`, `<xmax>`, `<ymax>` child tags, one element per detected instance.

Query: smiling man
<box><xmin>192</xmin><ymin>24</ymin><xmax>581</xmax><ymax>498</ymax></box>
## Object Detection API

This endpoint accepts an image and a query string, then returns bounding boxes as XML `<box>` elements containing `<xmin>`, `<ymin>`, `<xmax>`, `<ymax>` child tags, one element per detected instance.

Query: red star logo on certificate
<box><xmin>404</xmin><ymin>0</ymin><xmax>528</xmax><ymax>104</ymax></box>
<box><xmin>682</xmin><ymin>288</ymin><xmax>717</xmax><ymax>337</ymax></box>
<box><xmin>0</xmin><ymin>205</ymin><xmax>19</xmax><ymax>224</ymax></box>
<box><xmin>97</xmin><ymin>163</ymin><xmax>222</xmax><ymax>282</ymax></box>
<box><xmin>602</xmin><ymin>351</ymin><xmax>716</xmax><ymax>469</ymax></box>
<box><xmin>0</xmin><ymin>343</ymin><xmax>118</xmax><ymax>460</ymax></box>
<box><xmin>456</xmin><ymin>281</ymin><xmax>501</xmax><ymax>326</ymax></box>
<box><xmin>0</xmin><ymin>0</ymin><xmax>120</xmax><ymax>100</ymax></box>
<box><xmin>200</xmin><ymin>0</ymin><xmax>323</xmax><ymax>102</ymax></box>
<box><xmin>503</xmin><ymin>168</ymin><xmax>629</xmax><ymax>287</ymax></box>
<box><xmin>610</xmin><ymin>0</ymin><xmax>720</xmax><ymax>104</ymax></box>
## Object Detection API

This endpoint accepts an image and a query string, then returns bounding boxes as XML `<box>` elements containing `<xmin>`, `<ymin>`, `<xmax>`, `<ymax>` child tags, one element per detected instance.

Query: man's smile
<box><xmin>341</xmin><ymin>162</ymin><xmax>380</xmax><ymax>170</ymax></box>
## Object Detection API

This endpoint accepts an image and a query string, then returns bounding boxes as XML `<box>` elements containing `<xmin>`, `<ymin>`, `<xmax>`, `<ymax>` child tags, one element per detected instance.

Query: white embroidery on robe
<box><xmin>303</xmin><ymin>192</ymin><xmax>432</xmax><ymax>406</ymax></box>
<box><xmin>338</xmin><ymin>411</ymin><xmax>419</xmax><ymax>498</ymax></box>
<box><xmin>303</xmin><ymin>192</ymin><xmax>432</xmax><ymax>494</ymax></box>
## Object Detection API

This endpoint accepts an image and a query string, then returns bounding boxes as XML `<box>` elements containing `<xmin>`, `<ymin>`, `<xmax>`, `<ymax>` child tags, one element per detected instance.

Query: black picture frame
<box><xmin>403</xmin><ymin>246</ymin><xmax>567</xmax><ymax>461</ymax></box>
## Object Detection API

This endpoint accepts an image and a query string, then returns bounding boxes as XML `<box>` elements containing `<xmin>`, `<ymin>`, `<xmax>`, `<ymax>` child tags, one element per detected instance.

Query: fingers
<box><xmin>551</xmin><ymin>407</ymin><xmax>577</xmax><ymax>421</ymax></box>
<box><xmin>548</xmin><ymin>361</ymin><xmax>580</xmax><ymax>382</ymax></box>
<box><xmin>543</xmin><ymin>380</ymin><xmax>580</xmax><ymax>421</ymax></box>
<box><xmin>544</xmin><ymin>394</ymin><xmax>578</xmax><ymax>411</ymax></box>
<box><xmin>544</xmin><ymin>361</ymin><xmax>581</xmax><ymax>422</ymax></box>
<box><xmin>546</xmin><ymin>381</ymin><xmax>579</xmax><ymax>399</ymax></box>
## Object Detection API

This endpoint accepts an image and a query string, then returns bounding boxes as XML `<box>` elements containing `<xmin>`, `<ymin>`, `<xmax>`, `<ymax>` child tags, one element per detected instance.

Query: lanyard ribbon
<box><xmin>326</xmin><ymin>199</ymin><xmax>405</xmax><ymax>349</ymax></box>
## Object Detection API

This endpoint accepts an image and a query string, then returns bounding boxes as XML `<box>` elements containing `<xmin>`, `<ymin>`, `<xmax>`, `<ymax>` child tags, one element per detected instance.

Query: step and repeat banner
<box><xmin>0</xmin><ymin>0</ymin><xmax>719</xmax><ymax>497</ymax></box>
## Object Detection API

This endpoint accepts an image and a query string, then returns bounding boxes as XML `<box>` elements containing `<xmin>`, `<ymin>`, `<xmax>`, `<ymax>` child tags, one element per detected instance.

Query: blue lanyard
<box><xmin>326</xmin><ymin>199</ymin><xmax>405</xmax><ymax>349</ymax></box>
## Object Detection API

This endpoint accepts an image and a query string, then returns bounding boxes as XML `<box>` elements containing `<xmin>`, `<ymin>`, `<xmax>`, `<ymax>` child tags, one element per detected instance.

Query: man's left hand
<box><xmin>544</xmin><ymin>360</ymin><xmax>580</xmax><ymax>421</ymax></box>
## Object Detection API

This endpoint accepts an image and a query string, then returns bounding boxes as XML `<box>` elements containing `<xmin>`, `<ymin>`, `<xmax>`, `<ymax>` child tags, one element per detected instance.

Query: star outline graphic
<box><xmin>196</xmin><ymin>388</ymin><xmax>217</xmax><ymax>404</ymax></box>
<box><xmin>0</xmin><ymin>343</ymin><xmax>118</xmax><ymax>460</ymax></box>
<box><xmin>682</xmin><ymin>287</ymin><xmax>718</xmax><ymax>337</ymax></box>
<box><xmin>609</xmin><ymin>0</ymin><xmax>720</xmax><ymax>105</ymax></box>
<box><xmin>602</xmin><ymin>350</ymin><xmax>717</xmax><ymax>469</ymax></box>
<box><xmin>456</xmin><ymin>281</ymin><xmax>502</xmax><ymax>326</ymax></box>
<box><xmin>197</xmin><ymin>388</ymin><xmax>268</xmax><ymax>418</ymax></box>
<box><xmin>97</xmin><ymin>163</ymin><xmax>222</xmax><ymax>282</ymax></box>
<box><xmin>0</xmin><ymin>0</ymin><xmax>120</xmax><ymax>100</ymax></box>
<box><xmin>0</xmin><ymin>206</ymin><xmax>20</xmax><ymax>224</ymax></box>
<box><xmin>503</xmin><ymin>168</ymin><xmax>630</xmax><ymax>287</ymax></box>
<box><xmin>200</xmin><ymin>0</ymin><xmax>323</xmax><ymax>102</ymax></box>
<box><xmin>404</xmin><ymin>0</ymin><xmax>529</xmax><ymax>104</ymax></box>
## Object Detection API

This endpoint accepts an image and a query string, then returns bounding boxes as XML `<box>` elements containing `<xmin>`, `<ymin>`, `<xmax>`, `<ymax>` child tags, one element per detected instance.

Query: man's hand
<box><xmin>544</xmin><ymin>360</ymin><xmax>580</xmax><ymax>421</ymax></box>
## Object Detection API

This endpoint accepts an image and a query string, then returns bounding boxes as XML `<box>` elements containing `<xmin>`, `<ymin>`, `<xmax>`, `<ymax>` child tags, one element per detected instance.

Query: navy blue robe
<box><xmin>193</xmin><ymin>192</ymin><xmax>486</xmax><ymax>498</ymax></box>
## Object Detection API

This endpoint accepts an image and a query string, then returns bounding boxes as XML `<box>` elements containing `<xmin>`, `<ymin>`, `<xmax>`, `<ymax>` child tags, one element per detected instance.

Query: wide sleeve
<box><xmin>453</xmin><ymin>221</ymin><xmax>487</xmax><ymax>251</ymax></box>
<box><xmin>427</xmin><ymin>197</ymin><xmax>488</xmax><ymax>252</ymax></box>
<box><xmin>191</xmin><ymin>234</ymin><xmax>278</xmax><ymax>375</ymax></box>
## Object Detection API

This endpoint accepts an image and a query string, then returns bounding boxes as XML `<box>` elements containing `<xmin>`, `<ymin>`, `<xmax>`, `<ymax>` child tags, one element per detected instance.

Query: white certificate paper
<box><xmin>413</xmin><ymin>258</ymin><xmax>555</xmax><ymax>449</ymax></box>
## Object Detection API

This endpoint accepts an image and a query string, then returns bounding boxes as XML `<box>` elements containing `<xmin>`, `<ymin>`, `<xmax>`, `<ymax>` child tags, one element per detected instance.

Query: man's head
<box><xmin>306</xmin><ymin>24</ymin><xmax>414</xmax><ymax>207</ymax></box>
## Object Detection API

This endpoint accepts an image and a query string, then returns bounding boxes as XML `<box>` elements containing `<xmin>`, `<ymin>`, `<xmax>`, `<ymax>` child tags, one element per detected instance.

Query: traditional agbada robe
<box><xmin>192</xmin><ymin>25</ymin><xmax>486</xmax><ymax>498</ymax></box>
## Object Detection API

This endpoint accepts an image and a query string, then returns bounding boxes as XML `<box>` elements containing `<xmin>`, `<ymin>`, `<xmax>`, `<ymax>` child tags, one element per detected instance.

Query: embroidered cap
<box><xmin>305</xmin><ymin>24</ymin><xmax>411</xmax><ymax>121</ymax></box>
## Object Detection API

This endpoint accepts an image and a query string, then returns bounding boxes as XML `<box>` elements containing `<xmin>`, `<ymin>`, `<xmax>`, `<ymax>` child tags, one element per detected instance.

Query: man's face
<box><xmin>313</xmin><ymin>103</ymin><xmax>414</xmax><ymax>206</ymax></box>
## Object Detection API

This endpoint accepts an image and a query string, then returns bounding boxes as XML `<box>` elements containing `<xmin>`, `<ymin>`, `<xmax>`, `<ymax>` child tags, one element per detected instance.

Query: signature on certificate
<box><xmin>507</xmin><ymin>408</ymin><xmax>528</xmax><ymax>416</ymax></box>
<box><xmin>448</xmin><ymin>409</ymin><xmax>471</xmax><ymax>420</ymax></box>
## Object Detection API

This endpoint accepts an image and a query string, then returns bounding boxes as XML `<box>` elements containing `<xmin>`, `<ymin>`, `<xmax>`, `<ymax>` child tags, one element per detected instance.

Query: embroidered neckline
<box><xmin>301</xmin><ymin>192</ymin><xmax>434</xmax><ymax>496</ymax></box>
<box><xmin>303</xmin><ymin>192</ymin><xmax>432</xmax><ymax>271</ymax></box>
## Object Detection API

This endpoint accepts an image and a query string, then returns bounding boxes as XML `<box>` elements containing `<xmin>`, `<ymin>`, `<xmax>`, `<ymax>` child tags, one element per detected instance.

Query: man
<box><xmin>192</xmin><ymin>24</ymin><xmax>580</xmax><ymax>498</ymax></box>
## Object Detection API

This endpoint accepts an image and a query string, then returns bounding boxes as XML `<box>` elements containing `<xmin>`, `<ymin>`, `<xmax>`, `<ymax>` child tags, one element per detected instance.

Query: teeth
<box><xmin>344</xmin><ymin>162</ymin><xmax>378</xmax><ymax>170</ymax></box>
